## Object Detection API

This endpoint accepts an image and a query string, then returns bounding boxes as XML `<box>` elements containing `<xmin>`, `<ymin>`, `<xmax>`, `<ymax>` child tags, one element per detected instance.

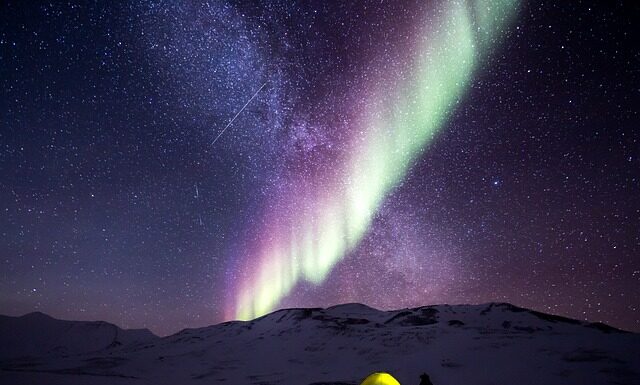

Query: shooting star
<box><xmin>194</xmin><ymin>183</ymin><xmax>199</xmax><ymax>198</ymax></box>
<box><xmin>211</xmin><ymin>82</ymin><xmax>268</xmax><ymax>145</ymax></box>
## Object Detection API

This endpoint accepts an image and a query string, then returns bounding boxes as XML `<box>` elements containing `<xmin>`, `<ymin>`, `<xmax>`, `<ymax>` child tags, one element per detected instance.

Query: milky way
<box><xmin>1</xmin><ymin>1</ymin><xmax>638</xmax><ymax>335</ymax></box>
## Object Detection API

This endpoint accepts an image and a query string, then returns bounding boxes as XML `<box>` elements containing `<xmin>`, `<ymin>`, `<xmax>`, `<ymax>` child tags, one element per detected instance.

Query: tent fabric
<box><xmin>360</xmin><ymin>372</ymin><xmax>401</xmax><ymax>385</ymax></box>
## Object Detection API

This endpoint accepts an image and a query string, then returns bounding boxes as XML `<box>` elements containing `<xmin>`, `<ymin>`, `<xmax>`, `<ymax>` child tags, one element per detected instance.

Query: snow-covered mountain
<box><xmin>0</xmin><ymin>312</ymin><xmax>157</xmax><ymax>360</ymax></box>
<box><xmin>1</xmin><ymin>303</ymin><xmax>638</xmax><ymax>385</ymax></box>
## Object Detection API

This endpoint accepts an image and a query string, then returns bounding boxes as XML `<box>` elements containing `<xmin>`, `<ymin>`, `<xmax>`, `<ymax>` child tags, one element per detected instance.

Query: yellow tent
<box><xmin>360</xmin><ymin>372</ymin><xmax>401</xmax><ymax>385</ymax></box>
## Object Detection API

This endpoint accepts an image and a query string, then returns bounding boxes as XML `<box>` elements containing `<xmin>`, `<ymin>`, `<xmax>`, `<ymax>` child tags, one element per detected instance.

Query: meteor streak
<box><xmin>211</xmin><ymin>82</ymin><xmax>268</xmax><ymax>145</ymax></box>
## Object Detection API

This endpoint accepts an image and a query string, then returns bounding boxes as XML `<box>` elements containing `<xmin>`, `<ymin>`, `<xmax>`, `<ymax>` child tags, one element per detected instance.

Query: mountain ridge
<box><xmin>217</xmin><ymin>302</ymin><xmax>631</xmax><ymax>334</ymax></box>
<box><xmin>0</xmin><ymin>311</ymin><xmax>158</xmax><ymax>361</ymax></box>
<box><xmin>5</xmin><ymin>301</ymin><xmax>630</xmax><ymax>337</ymax></box>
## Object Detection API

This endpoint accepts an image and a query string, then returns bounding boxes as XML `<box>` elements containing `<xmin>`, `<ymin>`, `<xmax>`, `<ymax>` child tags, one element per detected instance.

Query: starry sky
<box><xmin>1</xmin><ymin>0</ymin><xmax>638</xmax><ymax>336</ymax></box>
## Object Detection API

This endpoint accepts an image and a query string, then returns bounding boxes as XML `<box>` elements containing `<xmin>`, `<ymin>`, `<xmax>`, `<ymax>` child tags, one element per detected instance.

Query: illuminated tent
<box><xmin>360</xmin><ymin>372</ymin><xmax>401</xmax><ymax>385</ymax></box>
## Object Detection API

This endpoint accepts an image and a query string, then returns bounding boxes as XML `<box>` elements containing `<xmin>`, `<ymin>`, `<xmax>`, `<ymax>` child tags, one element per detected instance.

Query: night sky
<box><xmin>1</xmin><ymin>0</ymin><xmax>638</xmax><ymax>336</ymax></box>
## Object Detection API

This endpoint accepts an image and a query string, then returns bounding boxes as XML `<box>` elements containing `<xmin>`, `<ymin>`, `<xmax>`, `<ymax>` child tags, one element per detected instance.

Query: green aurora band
<box><xmin>233</xmin><ymin>0</ymin><xmax>520</xmax><ymax>321</ymax></box>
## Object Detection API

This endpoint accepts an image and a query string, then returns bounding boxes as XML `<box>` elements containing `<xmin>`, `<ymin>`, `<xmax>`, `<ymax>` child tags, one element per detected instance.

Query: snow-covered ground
<box><xmin>1</xmin><ymin>303</ymin><xmax>638</xmax><ymax>384</ymax></box>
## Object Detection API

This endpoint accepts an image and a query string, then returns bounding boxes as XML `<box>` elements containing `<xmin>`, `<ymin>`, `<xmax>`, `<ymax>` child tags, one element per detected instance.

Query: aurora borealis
<box><xmin>1</xmin><ymin>1</ymin><xmax>639</xmax><ymax>336</ymax></box>
<box><xmin>231</xmin><ymin>0</ymin><xmax>520</xmax><ymax>320</ymax></box>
